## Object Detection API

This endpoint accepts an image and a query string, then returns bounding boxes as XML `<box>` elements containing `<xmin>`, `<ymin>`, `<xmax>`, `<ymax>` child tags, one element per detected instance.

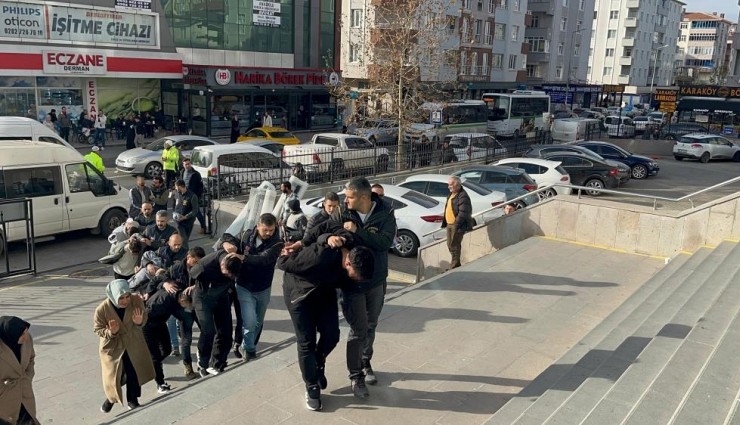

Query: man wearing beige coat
<box><xmin>0</xmin><ymin>316</ymin><xmax>39</xmax><ymax>425</ymax></box>
<box><xmin>94</xmin><ymin>279</ymin><xmax>155</xmax><ymax>412</ymax></box>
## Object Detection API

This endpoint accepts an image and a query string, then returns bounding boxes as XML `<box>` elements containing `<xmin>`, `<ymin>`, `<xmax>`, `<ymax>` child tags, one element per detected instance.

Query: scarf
<box><xmin>0</xmin><ymin>316</ymin><xmax>30</xmax><ymax>361</ymax></box>
<box><xmin>105</xmin><ymin>279</ymin><xmax>130</xmax><ymax>307</ymax></box>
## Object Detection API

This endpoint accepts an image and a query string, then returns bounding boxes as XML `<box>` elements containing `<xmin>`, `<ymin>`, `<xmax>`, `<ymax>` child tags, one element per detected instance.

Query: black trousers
<box><xmin>142</xmin><ymin>319</ymin><xmax>172</xmax><ymax>385</ymax></box>
<box><xmin>178</xmin><ymin>218</ymin><xmax>195</xmax><ymax>241</ymax></box>
<box><xmin>120</xmin><ymin>351</ymin><xmax>141</xmax><ymax>402</ymax></box>
<box><xmin>193</xmin><ymin>293</ymin><xmax>232</xmax><ymax>370</ymax></box>
<box><xmin>284</xmin><ymin>285</ymin><xmax>340</xmax><ymax>388</ymax></box>
<box><xmin>340</xmin><ymin>283</ymin><xmax>385</xmax><ymax>378</ymax></box>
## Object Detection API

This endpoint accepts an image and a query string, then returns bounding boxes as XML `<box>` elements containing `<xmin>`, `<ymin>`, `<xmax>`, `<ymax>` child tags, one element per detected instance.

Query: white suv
<box><xmin>673</xmin><ymin>133</ymin><xmax>740</xmax><ymax>163</ymax></box>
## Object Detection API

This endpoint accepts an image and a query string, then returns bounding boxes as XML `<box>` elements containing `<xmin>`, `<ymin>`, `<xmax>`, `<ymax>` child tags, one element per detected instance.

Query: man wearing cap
<box><xmin>162</xmin><ymin>140</ymin><xmax>180</xmax><ymax>190</ymax></box>
<box><xmin>85</xmin><ymin>146</ymin><xmax>105</xmax><ymax>173</ymax></box>
<box><xmin>108</xmin><ymin>218</ymin><xmax>140</xmax><ymax>244</ymax></box>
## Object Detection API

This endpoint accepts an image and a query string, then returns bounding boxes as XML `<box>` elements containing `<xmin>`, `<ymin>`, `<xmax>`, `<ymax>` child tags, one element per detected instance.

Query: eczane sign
<box><xmin>43</xmin><ymin>51</ymin><xmax>107</xmax><ymax>75</ymax></box>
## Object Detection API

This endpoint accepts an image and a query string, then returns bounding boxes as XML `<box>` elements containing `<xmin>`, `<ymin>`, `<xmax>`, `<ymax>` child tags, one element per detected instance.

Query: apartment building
<box><xmin>340</xmin><ymin>0</ymin><xmax>528</xmax><ymax>99</ymax></box>
<box><xmin>587</xmin><ymin>0</ymin><xmax>683</xmax><ymax>98</ymax></box>
<box><xmin>675</xmin><ymin>12</ymin><xmax>734</xmax><ymax>84</ymax></box>
<box><xmin>524</xmin><ymin>0</ymin><xmax>596</xmax><ymax>84</ymax></box>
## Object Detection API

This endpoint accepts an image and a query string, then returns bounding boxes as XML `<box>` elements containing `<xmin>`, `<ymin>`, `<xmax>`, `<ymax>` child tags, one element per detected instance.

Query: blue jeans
<box><xmin>166</xmin><ymin>315</ymin><xmax>179</xmax><ymax>348</ymax></box>
<box><xmin>95</xmin><ymin>128</ymin><xmax>106</xmax><ymax>147</ymax></box>
<box><xmin>236</xmin><ymin>285</ymin><xmax>271</xmax><ymax>354</ymax></box>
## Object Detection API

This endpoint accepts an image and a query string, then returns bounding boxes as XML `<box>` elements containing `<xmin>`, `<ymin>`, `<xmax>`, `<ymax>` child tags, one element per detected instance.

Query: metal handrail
<box><xmin>424</xmin><ymin>176</ymin><xmax>740</xmax><ymax>237</ymax></box>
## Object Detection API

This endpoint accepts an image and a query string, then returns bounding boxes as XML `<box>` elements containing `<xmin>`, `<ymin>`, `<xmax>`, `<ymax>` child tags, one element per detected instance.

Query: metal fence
<box><xmin>0</xmin><ymin>198</ymin><xmax>36</xmax><ymax>279</ymax></box>
<box><xmin>210</xmin><ymin>131</ymin><xmax>557</xmax><ymax>200</ymax></box>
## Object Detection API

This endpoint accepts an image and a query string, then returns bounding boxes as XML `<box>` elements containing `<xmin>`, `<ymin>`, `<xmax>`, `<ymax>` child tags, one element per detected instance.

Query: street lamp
<box><xmin>649</xmin><ymin>44</ymin><xmax>670</xmax><ymax>110</ymax></box>
<box><xmin>565</xmin><ymin>29</ymin><xmax>583</xmax><ymax>108</ymax></box>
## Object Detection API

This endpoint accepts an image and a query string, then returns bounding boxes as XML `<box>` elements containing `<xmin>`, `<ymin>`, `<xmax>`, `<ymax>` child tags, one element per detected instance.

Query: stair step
<box><xmin>508</xmin><ymin>243</ymin><xmax>732</xmax><ymax>424</ymax></box>
<box><xmin>670</xmin><ymin>308</ymin><xmax>740</xmax><ymax>425</ymax></box>
<box><xmin>617</xmin><ymin>245</ymin><xmax>740</xmax><ymax>425</ymax></box>
<box><xmin>484</xmin><ymin>249</ymin><xmax>704</xmax><ymax>425</ymax></box>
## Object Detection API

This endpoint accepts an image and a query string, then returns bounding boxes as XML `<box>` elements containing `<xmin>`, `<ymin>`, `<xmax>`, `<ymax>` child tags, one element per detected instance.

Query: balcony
<box><xmin>459</xmin><ymin>66</ymin><xmax>491</xmax><ymax>82</ymax></box>
<box><xmin>617</xmin><ymin>74</ymin><xmax>631</xmax><ymax>84</ymax></box>
<box><xmin>527</xmin><ymin>0</ymin><xmax>554</xmax><ymax>15</ymax></box>
<box><xmin>654</xmin><ymin>23</ymin><xmax>667</xmax><ymax>34</ymax></box>
<box><xmin>623</xmin><ymin>37</ymin><xmax>635</xmax><ymax>47</ymax></box>
<box><xmin>460</xmin><ymin>32</ymin><xmax>483</xmax><ymax>45</ymax></box>
<box><xmin>626</xmin><ymin>0</ymin><xmax>640</xmax><ymax>7</ymax></box>
<box><xmin>619</xmin><ymin>56</ymin><xmax>633</xmax><ymax>65</ymax></box>
<box><xmin>624</xmin><ymin>17</ymin><xmax>637</xmax><ymax>27</ymax></box>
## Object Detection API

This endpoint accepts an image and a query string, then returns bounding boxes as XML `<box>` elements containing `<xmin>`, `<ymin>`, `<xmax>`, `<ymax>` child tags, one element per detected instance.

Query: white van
<box><xmin>551</xmin><ymin>118</ymin><xmax>602</xmax><ymax>143</ymax></box>
<box><xmin>0</xmin><ymin>116</ymin><xmax>74</xmax><ymax>148</ymax></box>
<box><xmin>0</xmin><ymin>141</ymin><xmax>128</xmax><ymax>252</ymax></box>
<box><xmin>604</xmin><ymin>116</ymin><xmax>636</xmax><ymax>138</ymax></box>
<box><xmin>189</xmin><ymin>144</ymin><xmax>290</xmax><ymax>196</ymax></box>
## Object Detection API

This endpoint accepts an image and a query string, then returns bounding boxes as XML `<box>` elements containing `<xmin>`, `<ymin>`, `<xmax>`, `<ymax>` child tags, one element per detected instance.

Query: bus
<box><xmin>403</xmin><ymin>100</ymin><xmax>488</xmax><ymax>144</ymax></box>
<box><xmin>482</xmin><ymin>91</ymin><xmax>551</xmax><ymax>137</ymax></box>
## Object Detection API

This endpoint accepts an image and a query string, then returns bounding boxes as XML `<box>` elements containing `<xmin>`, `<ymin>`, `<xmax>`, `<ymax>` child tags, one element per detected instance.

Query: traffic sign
<box><xmin>430</xmin><ymin>110</ymin><xmax>443</xmax><ymax>125</ymax></box>
<box><xmin>724</xmin><ymin>126</ymin><xmax>735</xmax><ymax>135</ymax></box>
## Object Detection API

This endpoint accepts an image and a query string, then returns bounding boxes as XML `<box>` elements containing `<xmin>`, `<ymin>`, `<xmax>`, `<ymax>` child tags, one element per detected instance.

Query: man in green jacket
<box><xmin>161</xmin><ymin>140</ymin><xmax>180</xmax><ymax>189</ymax></box>
<box><xmin>84</xmin><ymin>146</ymin><xmax>105</xmax><ymax>173</ymax></box>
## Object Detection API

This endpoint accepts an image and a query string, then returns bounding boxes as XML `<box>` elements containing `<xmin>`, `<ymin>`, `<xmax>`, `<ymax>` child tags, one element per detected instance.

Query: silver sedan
<box><xmin>115</xmin><ymin>135</ymin><xmax>219</xmax><ymax>178</ymax></box>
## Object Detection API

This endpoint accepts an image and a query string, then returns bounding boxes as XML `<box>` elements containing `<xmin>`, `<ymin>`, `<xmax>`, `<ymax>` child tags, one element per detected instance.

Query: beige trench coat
<box><xmin>93</xmin><ymin>296</ymin><xmax>155</xmax><ymax>404</ymax></box>
<box><xmin>0</xmin><ymin>336</ymin><xmax>39</xmax><ymax>425</ymax></box>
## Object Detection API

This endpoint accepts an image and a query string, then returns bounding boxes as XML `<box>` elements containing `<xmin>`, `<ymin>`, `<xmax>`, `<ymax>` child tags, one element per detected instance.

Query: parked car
<box><xmin>541</xmin><ymin>152</ymin><xmax>620</xmax><ymax>196</ymax></box>
<box><xmin>115</xmin><ymin>135</ymin><xmax>218</xmax><ymax>178</ymax></box>
<box><xmin>444</xmin><ymin>133</ymin><xmax>507</xmax><ymax>162</ymax></box>
<box><xmin>281</xmin><ymin>133</ymin><xmax>390</xmax><ymax>177</ymax></box>
<box><xmin>495</xmin><ymin>158</ymin><xmax>572</xmax><ymax>198</ymax></box>
<box><xmin>551</xmin><ymin>118</ymin><xmax>601</xmax><ymax>143</ymax></box>
<box><xmin>237</xmin><ymin>127</ymin><xmax>300</xmax><ymax>145</ymax></box>
<box><xmin>398</xmin><ymin>174</ymin><xmax>507</xmax><ymax>223</ymax></box>
<box><xmin>659</xmin><ymin>123</ymin><xmax>712</xmax><ymax>140</ymax></box>
<box><xmin>351</xmin><ymin>118</ymin><xmax>399</xmax><ymax>146</ymax></box>
<box><xmin>239</xmin><ymin>140</ymin><xmax>285</xmax><ymax>156</ymax></box>
<box><xmin>575</xmin><ymin>141</ymin><xmax>660</xmax><ymax>179</ymax></box>
<box><xmin>673</xmin><ymin>134</ymin><xmax>740</xmax><ymax>163</ymax></box>
<box><xmin>632</xmin><ymin>116</ymin><xmax>650</xmax><ymax>134</ymax></box>
<box><xmin>604</xmin><ymin>115</ymin><xmax>636</xmax><ymax>138</ymax></box>
<box><xmin>525</xmin><ymin>144</ymin><xmax>631</xmax><ymax>185</ymax></box>
<box><xmin>452</xmin><ymin>165</ymin><xmax>539</xmax><ymax>209</ymax></box>
<box><xmin>647</xmin><ymin>111</ymin><xmax>666</xmax><ymax>124</ymax></box>
<box><xmin>301</xmin><ymin>184</ymin><xmax>443</xmax><ymax>257</ymax></box>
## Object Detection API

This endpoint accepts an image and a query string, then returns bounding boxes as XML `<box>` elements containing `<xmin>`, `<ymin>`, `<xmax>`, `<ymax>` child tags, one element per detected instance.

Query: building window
<box><xmin>494</xmin><ymin>23</ymin><xmax>506</xmax><ymax>40</ymax></box>
<box><xmin>349</xmin><ymin>44</ymin><xmax>361</xmax><ymax>63</ymax></box>
<box><xmin>492</xmin><ymin>53</ymin><xmax>503</xmax><ymax>69</ymax></box>
<box><xmin>556</xmin><ymin>66</ymin><xmax>563</xmax><ymax>78</ymax></box>
<box><xmin>525</xmin><ymin>37</ymin><xmax>548</xmax><ymax>53</ymax></box>
<box><xmin>579</xmin><ymin>0</ymin><xmax>584</xmax><ymax>10</ymax></box>
<box><xmin>608</xmin><ymin>30</ymin><xmax>617</xmax><ymax>38</ymax></box>
<box><xmin>609</xmin><ymin>11</ymin><xmax>619</xmax><ymax>19</ymax></box>
<box><xmin>560</xmin><ymin>18</ymin><xmax>567</xmax><ymax>31</ymax></box>
<box><xmin>482</xmin><ymin>53</ymin><xmax>489</xmax><ymax>74</ymax></box>
<box><xmin>562</xmin><ymin>0</ymin><xmax>568</xmax><ymax>6</ymax></box>
<box><xmin>512</xmin><ymin>0</ymin><xmax>520</xmax><ymax>11</ymax></box>
<box><xmin>485</xmin><ymin>21</ymin><xmax>492</xmax><ymax>43</ymax></box>
<box><xmin>488</xmin><ymin>0</ymin><xmax>495</xmax><ymax>13</ymax></box>
<box><xmin>577</xmin><ymin>20</ymin><xmax>582</xmax><ymax>31</ymax></box>
<box><xmin>587</xmin><ymin>66</ymin><xmax>591</xmax><ymax>75</ymax></box>
<box><xmin>558</xmin><ymin>42</ymin><xmax>564</xmax><ymax>55</ymax></box>
<box><xmin>605</xmin><ymin>48</ymin><xmax>615</xmax><ymax>57</ymax></box>
<box><xmin>603</xmin><ymin>66</ymin><xmax>612</xmax><ymax>75</ymax></box>
<box><xmin>508</xmin><ymin>54</ymin><xmax>517</xmax><ymax>69</ymax></box>
<box><xmin>511</xmin><ymin>25</ymin><xmax>519</xmax><ymax>41</ymax></box>
<box><xmin>460</xmin><ymin>50</ymin><xmax>467</xmax><ymax>73</ymax></box>
<box><xmin>526</xmin><ymin>64</ymin><xmax>538</xmax><ymax>77</ymax></box>
<box><xmin>678</xmin><ymin>35</ymin><xmax>686</xmax><ymax>42</ymax></box>
<box><xmin>531</xmin><ymin>14</ymin><xmax>539</xmax><ymax>28</ymax></box>
<box><xmin>351</xmin><ymin>9</ymin><xmax>363</xmax><ymax>27</ymax></box>
<box><xmin>680</xmin><ymin>22</ymin><xmax>688</xmax><ymax>29</ymax></box>
<box><xmin>574</xmin><ymin>44</ymin><xmax>580</xmax><ymax>56</ymax></box>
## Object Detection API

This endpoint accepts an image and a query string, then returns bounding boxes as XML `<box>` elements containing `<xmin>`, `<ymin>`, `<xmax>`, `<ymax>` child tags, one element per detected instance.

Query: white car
<box><xmin>494</xmin><ymin>158</ymin><xmax>572</xmax><ymax>198</ymax></box>
<box><xmin>301</xmin><ymin>184</ymin><xmax>443</xmax><ymax>258</ymax></box>
<box><xmin>350</xmin><ymin>118</ymin><xmax>398</xmax><ymax>146</ymax></box>
<box><xmin>445</xmin><ymin>133</ymin><xmax>507</xmax><ymax>162</ymax></box>
<box><xmin>116</xmin><ymin>136</ymin><xmax>219</xmax><ymax>178</ymax></box>
<box><xmin>673</xmin><ymin>134</ymin><xmax>740</xmax><ymax>163</ymax></box>
<box><xmin>604</xmin><ymin>116</ymin><xmax>636</xmax><ymax>138</ymax></box>
<box><xmin>398</xmin><ymin>174</ymin><xmax>506</xmax><ymax>223</ymax></box>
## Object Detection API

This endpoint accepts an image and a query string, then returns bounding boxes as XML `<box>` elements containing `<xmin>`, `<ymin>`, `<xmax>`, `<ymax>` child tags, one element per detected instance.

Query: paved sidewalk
<box><xmin>0</xmin><ymin>237</ymin><xmax>665</xmax><ymax>425</ymax></box>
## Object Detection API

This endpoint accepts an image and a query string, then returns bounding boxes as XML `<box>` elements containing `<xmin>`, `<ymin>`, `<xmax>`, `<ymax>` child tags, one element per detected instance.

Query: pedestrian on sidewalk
<box><xmin>58</xmin><ymin>106</ymin><xmax>72</xmax><ymax>143</ymax></box>
<box><xmin>230</xmin><ymin>113</ymin><xmax>240</xmax><ymax>144</ymax></box>
<box><xmin>94</xmin><ymin>110</ymin><xmax>107</xmax><ymax>149</ymax></box>
<box><xmin>135</xmin><ymin>116</ymin><xmax>146</xmax><ymax>148</ymax></box>
<box><xmin>0</xmin><ymin>316</ymin><xmax>40</xmax><ymax>425</ymax></box>
<box><xmin>125</xmin><ymin>115</ymin><xmax>137</xmax><ymax>150</ymax></box>
<box><xmin>94</xmin><ymin>279</ymin><xmax>155</xmax><ymax>413</ymax></box>
<box><xmin>278</xmin><ymin>227</ymin><xmax>374</xmax><ymax>411</ymax></box>
<box><xmin>441</xmin><ymin>176</ymin><xmax>473</xmax><ymax>270</ymax></box>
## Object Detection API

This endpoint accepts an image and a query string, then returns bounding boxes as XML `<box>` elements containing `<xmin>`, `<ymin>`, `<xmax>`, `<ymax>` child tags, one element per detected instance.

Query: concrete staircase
<box><xmin>485</xmin><ymin>241</ymin><xmax>740</xmax><ymax>425</ymax></box>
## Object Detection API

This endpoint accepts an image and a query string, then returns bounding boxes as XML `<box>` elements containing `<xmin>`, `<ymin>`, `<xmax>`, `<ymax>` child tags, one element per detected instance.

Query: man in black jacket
<box><xmin>304</xmin><ymin>191</ymin><xmax>341</xmax><ymax>236</ymax></box>
<box><xmin>174</xmin><ymin>179</ymin><xmax>199</xmax><ymax>241</ymax></box>
<box><xmin>142</xmin><ymin>210</ymin><xmax>179</xmax><ymax>251</ymax></box>
<box><xmin>278</xmin><ymin>229</ymin><xmax>374</xmax><ymax>411</ymax></box>
<box><xmin>180</xmin><ymin>158</ymin><xmax>206</xmax><ymax>234</ymax></box>
<box><xmin>189</xmin><ymin>250</ymin><xmax>241</xmax><ymax>376</ymax></box>
<box><xmin>441</xmin><ymin>176</ymin><xmax>473</xmax><ymax>269</ymax></box>
<box><xmin>221</xmin><ymin>213</ymin><xmax>283</xmax><ymax>361</ymax></box>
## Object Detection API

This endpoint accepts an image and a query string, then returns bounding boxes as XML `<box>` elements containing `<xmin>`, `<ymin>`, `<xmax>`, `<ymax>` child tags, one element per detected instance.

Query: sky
<box><xmin>681</xmin><ymin>0</ymin><xmax>738</xmax><ymax>22</ymax></box>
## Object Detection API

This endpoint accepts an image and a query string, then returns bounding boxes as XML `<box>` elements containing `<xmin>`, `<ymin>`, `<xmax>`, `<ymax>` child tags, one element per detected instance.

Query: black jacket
<box><xmin>304</xmin><ymin>209</ymin><xmax>332</xmax><ymax>238</ymax></box>
<box><xmin>145</xmin><ymin>289</ymin><xmax>180</xmax><ymax>322</ymax></box>
<box><xmin>156</xmin><ymin>246</ymin><xmax>187</xmax><ymax>268</ymax></box>
<box><xmin>189</xmin><ymin>250</ymin><xmax>232</xmax><ymax>299</ymax></box>
<box><xmin>441</xmin><ymin>188</ymin><xmax>474</xmax><ymax>232</ymax></box>
<box><xmin>175</xmin><ymin>190</ymin><xmax>199</xmax><ymax>223</ymax></box>
<box><xmin>181</xmin><ymin>168</ymin><xmax>204</xmax><ymax>198</ymax></box>
<box><xmin>143</xmin><ymin>224</ymin><xmax>178</xmax><ymax>250</ymax></box>
<box><xmin>222</xmin><ymin>227</ymin><xmax>283</xmax><ymax>292</ymax></box>
<box><xmin>278</xmin><ymin>233</ymin><xmax>349</xmax><ymax>304</ymax></box>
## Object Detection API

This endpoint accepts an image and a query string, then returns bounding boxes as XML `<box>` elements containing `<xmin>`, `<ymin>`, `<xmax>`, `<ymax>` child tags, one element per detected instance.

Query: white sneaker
<box><xmin>157</xmin><ymin>383</ymin><xmax>172</xmax><ymax>394</ymax></box>
<box><xmin>206</xmin><ymin>367</ymin><xmax>221</xmax><ymax>376</ymax></box>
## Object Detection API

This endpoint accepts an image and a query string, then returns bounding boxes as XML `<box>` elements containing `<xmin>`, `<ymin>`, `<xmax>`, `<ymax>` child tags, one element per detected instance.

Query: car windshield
<box><xmin>611</xmin><ymin>145</ymin><xmax>631</xmax><ymax>156</ymax></box>
<box><xmin>268</xmin><ymin>131</ymin><xmax>295</xmax><ymax>139</ymax></box>
<box><xmin>190</xmin><ymin>150</ymin><xmax>211</xmax><ymax>167</ymax></box>
<box><xmin>145</xmin><ymin>138</ymin><xmax>172</xmax><ymax>151</ymax></box>
<box><xmin>400</xmin><ymin>191</ymin><xmax>439</xmax><ymax>209</ymax></box>
<box><xmin>462</xmin><ymin>181</ymin><xmax>492</xmax><ymax>196</ymax></box>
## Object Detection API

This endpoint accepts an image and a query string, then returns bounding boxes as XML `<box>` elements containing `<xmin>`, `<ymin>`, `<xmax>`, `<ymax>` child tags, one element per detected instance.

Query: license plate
<box><xmin>677</xmin><ymin>149</ymin><xmax>686</xmax><ymax>153</ymax></box>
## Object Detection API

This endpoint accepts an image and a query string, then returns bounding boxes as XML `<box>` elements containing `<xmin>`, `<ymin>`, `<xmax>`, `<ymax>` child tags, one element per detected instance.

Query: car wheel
<box><xmin>377</xmin><ymin>154</ymin><xmax>389</xmax><ymax>172</ymax></box>
<box><xmin>733</xmin><ymin>152</ymin><xmax>740</xmax><ymax>162</ymax></box>
<box><xmin>144</xmin><ymin>161</ymin><xmax>162</xmax><ymax>179</ymax></box>
<box><xmin>699</xmin><ymin>152</ymin><xmax>710</xmax><ymax>163</ymax></box>
<box><xmin>584</xmin><ymin>179</ymin><xmax>605</xmax><ymax>196</ymax></box>
<box><xmin>98</xmin><ymin>209</ymin><xmax>127</xmax><ymax>235</ymax></box>
<box><xmin>514</xmin><ymin>201</ymin><xmax>527</xmax><ymax>210</ymax></box>
<box><xmin>393</xmin><ymin>230</ymin><xmax>419</xmax><ymax>258</ymax></box>
<box><xmin>631</xmin><ymin>164</ymin><xmax>648</xmax><ymax>179</ymax></box>
<box><xmin>538</xmin><ymin>188</ymin><xmax>557</xmax><ymax>200</ymax></box>
<box><xmin>665</xmin><ymin>134</ymin><xmax>675</xmax><ymax>141</ymax></box>
<box><xmin>674</xmin><ymin>156</ymin><xmax>683</xmax><ymax>161</ymax></box>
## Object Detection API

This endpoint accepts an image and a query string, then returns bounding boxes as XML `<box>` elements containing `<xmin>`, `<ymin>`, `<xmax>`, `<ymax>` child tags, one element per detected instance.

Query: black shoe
<box><xmin>245</xmin><ymin>351</ymin><xmax>258</xmax><ymax>362</ymax></box>
<box><xmin>233</xmin><ymin>344</ymin><xmax>243</xmax><ymax>359</ymax></box>
<box><xmin>363</xmin><ymin>360</ymin><xmax>377</xmax><ymax>385</ymax></box>
<box><xmin>127</xmin><ymin>399</ymin><xmax>140</xmax><ymax>410</ymax></box>
<box><xmin>305</xmin><ymin>385</ymin><xmax>322</xmax><ymax>411</ymax></box>
<box><xmin>100</xmin><ymin>399</ymin><xmax>114</xmax><ymax>413</ymax></box>
<box><xmin>351</xmin><ymin>376</ymin><xmax>369</xmax><ymax>398</ymax></box>
<box><xmin>198</xmin><ymin>367</ymin><xmax>209</xmax><ymax>378</ymax></box>
<box><xmin>317</xmin><ymin>365</ymin><xmax>328</xmax><ymax>390</ymax></box>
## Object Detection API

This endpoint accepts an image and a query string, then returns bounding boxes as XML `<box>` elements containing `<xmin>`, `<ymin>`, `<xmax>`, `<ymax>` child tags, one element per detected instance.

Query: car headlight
<box><xmin>650</xmin><ymin>162</ymin><xmax>658</xmax><ymax>167</ymax></box>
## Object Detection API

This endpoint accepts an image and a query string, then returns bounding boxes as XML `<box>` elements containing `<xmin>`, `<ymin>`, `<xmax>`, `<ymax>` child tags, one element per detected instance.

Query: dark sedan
<box><xmin>525</xmin><ymin>144</ymin><xmax>631</xmax><ymax>185</ymax></box>
<box><xmin>542</xmin><ymin>152</ymin><xmax>620</xmax><ymax>196</ymax></box>
<box><xmin>575</xmin><ymin>141</ymin><xmax>660</xmax><ymax>179</ymax></box>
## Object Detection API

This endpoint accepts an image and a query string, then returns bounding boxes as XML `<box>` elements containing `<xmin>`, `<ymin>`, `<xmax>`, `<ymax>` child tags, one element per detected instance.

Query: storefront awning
<box><xmin>677</xmin><ymin>98</ymin><xmax>740</xmax><ymax>113</ymax></box>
